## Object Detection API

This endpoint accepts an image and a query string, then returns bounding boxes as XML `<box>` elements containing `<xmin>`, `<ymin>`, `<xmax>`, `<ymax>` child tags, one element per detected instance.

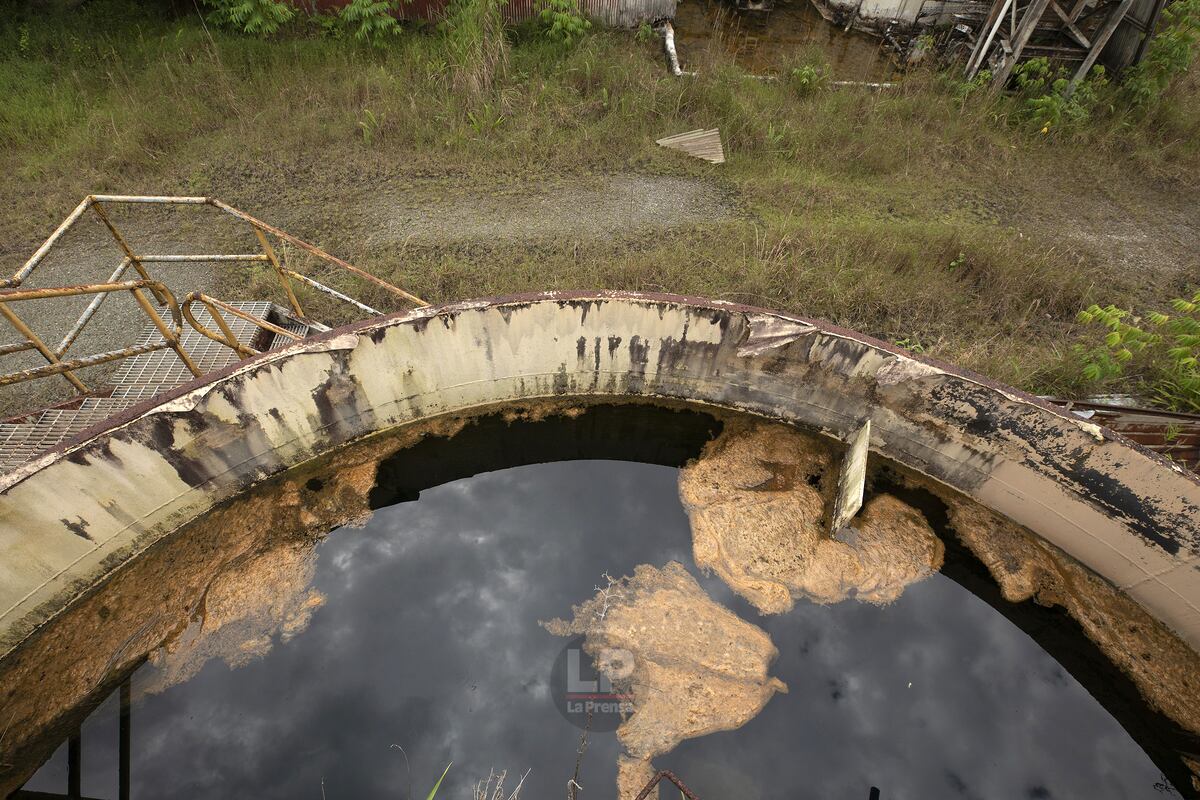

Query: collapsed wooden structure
<box><xmin>957</xmin><ymin>0</ymin><xmax>1169</xmax><ymax>89</ymax></box>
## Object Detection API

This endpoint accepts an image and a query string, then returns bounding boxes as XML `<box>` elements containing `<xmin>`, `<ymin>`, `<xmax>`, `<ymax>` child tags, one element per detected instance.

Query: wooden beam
<box><xmin>991</xmin><ymin>0</ymin><xmax>1054</xmax><ymax>86</ymax></box>
<box><xmin>1067</xmin><ymin>0</ymin><xmax>1137</xmax><ymax>93</ymax></box>
<box><xmin>1132</xmin><ymin>0</ymin><xmax>1168</xmax><ymax>64</ymax></box>
<box><xmin>966</xmin><ymin>0</ymin><xmax>1013</xmax><ymax>77</ymax></box>
<box><xmin>1050</xmin><ymin>0</ymin><xmax>1092</xmax><ymax>47</ymax></box>
<box><xmin>1065</xmin><ymin>0</ymin><xmax>1089</xmax><ymax>22</ymax></box>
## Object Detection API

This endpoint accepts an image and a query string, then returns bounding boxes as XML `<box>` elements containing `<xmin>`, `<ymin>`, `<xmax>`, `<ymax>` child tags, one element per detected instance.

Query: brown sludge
<box><xmin>679</xmin><ymin>420</ymin><xmax>944</xmax><ymax>613</ymax></box>
<box><xmin>945</xmin><ymin>498</ymin><xmax>1200</xmax><ymax>759</ymax></box>
<box><xmin>139</xmin><ymin>539</ymin><xmax>325</xmax><ymax>696</ymax></box>
<box><xmin>543</xmin><ymin>561</ymin><xmax>787</xmax><ymax>800</ymax></box>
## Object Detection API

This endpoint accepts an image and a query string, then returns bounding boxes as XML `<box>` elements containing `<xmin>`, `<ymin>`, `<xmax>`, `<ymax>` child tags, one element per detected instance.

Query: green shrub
<box><xmin>1012</xmin><ymin>57</ymin><xmax>1108</xmax><ymax>133</ymax></box>
<box><xmin>1123</xmin><ymin>0</ymin><xmax>1200</xmax><ymax>108</ymax></box>
<box><xmin>788</xmin><ymin>64</ymin><xmax>828</xmax><ymax>95</ymax></box>
<box><xmin>539</xmin><ymin>0</ymin><xmax>590</xmax><ymax>47</ymax></box>
<box><xmin>1076</xmin><ymin>291</ymin><xmax>1200</xmax><ymax>412</ymax></box>
<box><xmin>339</xmin><ymin>0</ymin><xmax>403</xmax><ymax>47</ymax></box>
<box><xmin>203</xmin><ymin>0</ymin><xmax>295</xmax><ymax>36</ymax></box>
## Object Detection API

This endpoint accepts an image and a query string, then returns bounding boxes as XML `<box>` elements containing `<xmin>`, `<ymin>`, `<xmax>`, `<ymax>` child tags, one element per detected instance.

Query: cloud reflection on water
<box><xmin>24</xmin><ymin>460</ymin><xmax>1170</xmax><ymax>799</ymax></box>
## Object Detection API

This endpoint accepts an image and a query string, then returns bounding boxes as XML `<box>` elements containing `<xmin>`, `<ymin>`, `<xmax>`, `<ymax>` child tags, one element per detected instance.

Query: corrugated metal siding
<box><xmin>306</xmin><ymin>0</ymin><xmax>675</xmax><ymax>26</ymax></box>
<box><xmin>1047</xmin><ymin>398</ymin><xmax>1200</xmax><ymax>474</ymax></box>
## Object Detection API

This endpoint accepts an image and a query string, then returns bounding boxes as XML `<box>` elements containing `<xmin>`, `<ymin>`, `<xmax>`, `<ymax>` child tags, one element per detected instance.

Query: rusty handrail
<box><xmin>1</xmin><ymin>194</ymin><xmax>425</xmax><ymax>402</ymax></box>
<box><xmin>0</xmin><ymin>280</ymin><xmax>201</xmax><ymax>390</ymax></box>
<box><xmin>181</xmin><ymin>292</ymin><xmax>304</xmax><ymax>360</ymax></box>
<box><xmin>6</xmin><ymin>195</ymin><xmax>428</xmax><ymax>318</ymax></box>
<box><xmin>633</xmin><ymin>771</ymin><xmax>701</xmax><ymax>800</ymax></box>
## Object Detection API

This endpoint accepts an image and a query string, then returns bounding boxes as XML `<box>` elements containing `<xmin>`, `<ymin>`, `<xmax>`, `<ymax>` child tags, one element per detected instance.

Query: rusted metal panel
<box><xmin>0</xmin><ymin>292</ymin><xmax>1197</xmax><ymax>669</ymax></box>
<box><xmin>308</xmin><ymin>0</ymin><xmax>675</xmax><ymax>25</ymax></box>
<box><xmin>1048</xmin><ymin>398</ymin><xmax>1200</xmax><ymax>473</ymax></box>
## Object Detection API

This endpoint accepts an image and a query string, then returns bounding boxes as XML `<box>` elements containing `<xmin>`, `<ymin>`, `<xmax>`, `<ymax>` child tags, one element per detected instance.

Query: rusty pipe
<box><xmin>182</xmin><ymin>295</ymin><xmax>258</xmax><ymax>360</ymax></box>
<box><xmin>283</xmin><ymin>269</ymin><xmax>382</xmax><ymax>316</ymax></box>
<box><xmin>181</xmin><ymin>292</ymin><xmax>303</xmax><ymax>360</ymax></box>
<box><xmin>7</xmin><ymin>197</ymin><xmax>94</xmax><ymax>288</ymax></box>
<box><xmin>0</xmin><ymin>304</ymin><xmax>90</xmax><ymax>393</ymax></box>
<box><xmin>137</xmin><ymin>254</ymin><xmax>270</xmax><ymax>262</ymax></box>
<box><xmin>55</xmin><ymin>258</ymin><xmax>134</xmax><ymax>357</ymax></box>
<box><xmin>208</xmin><ymin>199</ymin><xmax>429</xmax><ymax>307</ymax></box>
<box><xmin>130</xmin><ymin>288</ymin><xmax>202</xmax><ymax>378</ymax></box>
<box><xmin>0</xmin><ymin>342</ymin><xmax>171</xmax><ymax>387</ymax></box>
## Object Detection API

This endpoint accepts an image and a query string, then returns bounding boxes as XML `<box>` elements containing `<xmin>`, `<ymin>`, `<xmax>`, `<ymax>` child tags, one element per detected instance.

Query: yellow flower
<box><xmin>1040</xmin><ymin>125</ymin><xmax>1050</xmax><ymax>134</ymax></box>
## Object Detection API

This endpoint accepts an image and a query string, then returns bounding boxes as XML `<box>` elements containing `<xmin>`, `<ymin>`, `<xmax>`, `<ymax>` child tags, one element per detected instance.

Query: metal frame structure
<box><xmin>182</xmin><ymin>292</ymin><xmax>306</xmax><ymax>359</ymax></box>
<box><xmin>0</xmin><ymin>195</ymin><xmax>427</xmax><ymax>397</ymax></box>
<box><xmin>0</xmin><ymin>281</ymin><xmax>199</xmax><ymax>391</ymax></box>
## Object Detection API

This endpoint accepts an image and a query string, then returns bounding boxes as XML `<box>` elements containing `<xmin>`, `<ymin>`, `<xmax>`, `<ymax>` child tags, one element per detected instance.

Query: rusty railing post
<box><xmin>253</xmin><ymin>227</ymin><xmax>305</xmax><ymax>319</ymax></box>
<box><xmin>130</xmin><ymin>287</ymin><xmax>203</xmax><ymax>378</ymax></box>
<box><xmin>202</xmin><ymin>297</ymin><xmax>249</xmax><ymax>358</ymax></box>
<box><xmin>90</xmin><ymin>200</ymin><xmax>169</xmax><ymax>305</ymax></box>
<box><xmin>0</xmin><ymin>301</ymin><xmax>89</xmax><ymax>393</ymax></box>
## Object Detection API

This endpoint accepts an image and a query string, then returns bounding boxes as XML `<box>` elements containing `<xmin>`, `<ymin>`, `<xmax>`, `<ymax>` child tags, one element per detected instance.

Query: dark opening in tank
<box><xmin>6</xmin><ymin>405</ymin><xmax>1192</xmax><ymax>799</ymax></box>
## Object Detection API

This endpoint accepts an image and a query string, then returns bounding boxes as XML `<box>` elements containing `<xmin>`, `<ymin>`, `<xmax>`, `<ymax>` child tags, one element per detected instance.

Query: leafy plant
<box><xmin>1123</xmin><ymin>0</ymin><xmax>1200</xmax><ymax>108</ymax></box>
<box><xmin>1076</xmin><ymin>291</ymin><xmax>1200</xmax><ymax>412</ymax></box>
<box><xmin>895</xmin><ymin>337</ymin><xmax>926</xmax><ymax>354</ymax></box>
<box><xmin>203</xmin><ymin>0</ymin><xmax>295</xmax><ymax>36</ymax></box>
<box><xmin>358</xmin><ymin>108</ymin><xmax>382</xmax><ymax>144</ymax></box>
<box><xmin>539</xmin><ymin>0</ymin><xmax>590</xmax><ymax>47</ymax></box>
<box><xmin>763</xmin><ymin>122</ymin><xmax>790</xmax><ymax>151</ymax></box>
<box><xmin>1012</xmin><ymin>57</ymin><xmax>1108</xmax><ymax>133</ymax></box>
<box><xmin>466</xmin><ymin>102</ymin><xmax>505</xmax><ymax>135</ymax></box>
<box><xmin>635</xmin><ymin>21</ymin><xmax>655</xmax><ymax>43</ymax></box>
<box><xmin>789</xmin><ymin>64</ymin><xmax>828</xmax><ymax>95</ymax></box>
<box><xmin>17</xmin><ymin>23</ymin><xmax>30</xmax><ymax>57</ymax></box>
<box><xmin>339</xmin><ymin>0</ymin><xmax>402</xmax><ymax>47</ymax></box>
<box><xmin>953</xmin><ymin>68</ymin><xmax>991</xmax><ymax>103</ymax></box>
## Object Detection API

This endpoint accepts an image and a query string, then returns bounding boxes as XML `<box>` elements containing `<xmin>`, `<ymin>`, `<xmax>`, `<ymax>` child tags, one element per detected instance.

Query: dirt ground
<box><xmin>1</xmin><ymin>158</ymin><xmax>1197</xmax><ymax>417</ymax></box>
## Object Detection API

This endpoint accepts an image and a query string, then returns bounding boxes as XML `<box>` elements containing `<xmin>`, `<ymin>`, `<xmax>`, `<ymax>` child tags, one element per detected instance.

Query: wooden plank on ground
<box><xmin>656</xmin><ymin>129</ymin><xmax>725</xmax><ymax>164</ymax></box>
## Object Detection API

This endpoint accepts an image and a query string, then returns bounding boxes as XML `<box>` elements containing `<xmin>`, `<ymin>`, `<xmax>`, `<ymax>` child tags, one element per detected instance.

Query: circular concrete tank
<box><xmin>2</xmin><ymin>291</ymin><xmax>1200</xmax><ymax>793</ymax></box>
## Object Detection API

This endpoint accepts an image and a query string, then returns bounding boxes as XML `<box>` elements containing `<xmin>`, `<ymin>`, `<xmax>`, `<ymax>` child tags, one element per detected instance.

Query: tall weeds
<box><xmin>443</xmin><ymin>0</ymin><xmax>509</xmax><ymax>98</ymax></box>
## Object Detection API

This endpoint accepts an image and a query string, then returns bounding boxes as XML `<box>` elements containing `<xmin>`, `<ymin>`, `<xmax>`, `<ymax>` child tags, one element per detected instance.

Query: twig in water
<box><xmin>567</xmin><ymin>710</ymin><xmax>592</xmax><ymax>800</ymax></box>
<box><xmin>390</xmin><ymin>744</ymin><xmax>414</xmax><ymax>800</ymax></box>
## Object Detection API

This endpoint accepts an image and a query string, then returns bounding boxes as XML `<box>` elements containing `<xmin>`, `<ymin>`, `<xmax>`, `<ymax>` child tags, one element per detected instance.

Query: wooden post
<box><xmin>1066</xmin><ymin>0</ymin><xmax>1137</xmax><ymax>95</ymax></box>
<box><xmin>966</xmin><ymin>0</ymin><xmax>1013</xmax><ymax>78</ymax></box>
<box><xmin>991</xmin><ymin>0</ymin><xmax>1053</xmax><ymax>87</ymax></box>
<box><xmin>1132</xmin><ymin>0</ymin><xmax>1168</xmax><ymax>64</ymax></box>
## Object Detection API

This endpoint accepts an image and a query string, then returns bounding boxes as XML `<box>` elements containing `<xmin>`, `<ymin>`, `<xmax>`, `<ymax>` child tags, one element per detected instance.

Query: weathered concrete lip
<box><xmin>11</xmin><ymin>290</ymin><xmax>1183</xmax><ymax>483</ymax></box>
<box><xmin>1</xmin><ymin>290</ymin><xmax>1198</xmax><ymax>665</ymax></box>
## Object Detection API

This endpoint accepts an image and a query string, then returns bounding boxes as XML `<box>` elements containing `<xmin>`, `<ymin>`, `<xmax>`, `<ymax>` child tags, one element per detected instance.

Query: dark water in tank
<box><xmin>17</xmin><ymin>451</ymin><xmax>1180</xmax><ymax>799</ymax></box>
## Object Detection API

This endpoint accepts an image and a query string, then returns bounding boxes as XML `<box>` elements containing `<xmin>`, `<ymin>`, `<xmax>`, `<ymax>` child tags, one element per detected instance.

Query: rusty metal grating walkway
<box><xmin>0</xmin><ymin>302</ymin><xmax>316</xmax><ymax>473</ymax></box>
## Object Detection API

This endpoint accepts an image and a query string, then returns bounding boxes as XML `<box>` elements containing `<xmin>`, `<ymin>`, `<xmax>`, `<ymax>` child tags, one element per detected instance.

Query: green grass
<box><xmin>1</xmin><ymin>0</ymin><xmax>1198</xmax><ymax>397</ymax></box>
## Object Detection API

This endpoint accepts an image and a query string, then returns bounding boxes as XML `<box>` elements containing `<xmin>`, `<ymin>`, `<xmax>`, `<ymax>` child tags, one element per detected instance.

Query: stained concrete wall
<box><xmin>0</xmin><ymin>292</ymin><xmax>1198</xmax><ymax>661</ymax></box>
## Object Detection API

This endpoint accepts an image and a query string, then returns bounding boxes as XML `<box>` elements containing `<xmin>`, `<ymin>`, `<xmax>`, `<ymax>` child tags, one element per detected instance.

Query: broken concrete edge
<box><xmin>0</xmin><ymin>291</ymin><xmax>1197</xmax><ymax>666</ymax></box>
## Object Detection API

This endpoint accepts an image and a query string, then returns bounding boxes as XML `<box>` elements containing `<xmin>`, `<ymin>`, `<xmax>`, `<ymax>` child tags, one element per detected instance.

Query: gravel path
<box><xmin>0</xmin><ymin>173</ymin><xmax>734</xmax><ymax>417</ymax></box>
